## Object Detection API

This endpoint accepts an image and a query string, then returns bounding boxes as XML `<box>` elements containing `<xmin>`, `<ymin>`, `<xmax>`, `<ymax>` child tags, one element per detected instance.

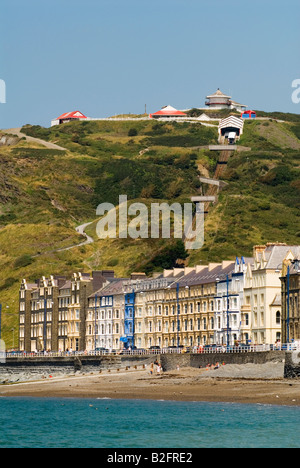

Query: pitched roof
<box><xmin>197</xmin><ymin>113</ymin><xmax>212</xmax><ymax>121</ymax></box>
<box><xmin>267</xmin><ymin>246</ymin><xmax>300</xmax><ymax>269</ymax></box>
<box><xmin>271</xmin><ymin>294</ymin><xmax>281</xmax><ymax>307</ymax></box>
<box><xmin>168</xmin><ymin>262</ymin><xmax>236</xmax><ymax>289</ymax></box>
<box><xmin>57</xmin><ymin>111</ymin><xmax>87</xmax><ymax>120</ymax></box>
<box><xmin>150</xmin><ymin>105</ymin><xmax>186</xmax><ymax>117</ymax></box>
<box><xmin>231</xmin><ymin>100</ymin><xmax>247</xmax><ymax>108</ymax></box>
<box><xmin>59</xmin><ymin>280</ymin><xmax>71</xmax><ymax>290</ymax></box>
<box><xmin>206</xmin><ymin>89</ymin><xmax>231</xmax><ymax>99</ymax></box>
<box><xmin>89</xmin><ymin>278</ymin><xmax>128</xmax><ymax>298</ymax></box>
<box><xmin>218</xmin><ymin>116</ymin><xmax>244</xmax><ymax>130</ymax></box>
<box><xmin>289</xmin><ymin>260</ymin><xmax>300</xmax><ymax>275</ymax></box>
<box><xmin>255</xmin><ymin>245</ymin><xmax>300</xmax><ymax>270</ymax></box>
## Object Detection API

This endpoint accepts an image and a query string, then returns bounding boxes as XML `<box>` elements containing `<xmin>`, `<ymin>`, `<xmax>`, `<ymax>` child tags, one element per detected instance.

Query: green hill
<box><xmin>0</xmin><ymin>114</ymin><xmax>300</xmax><ymax>346</ymax></box>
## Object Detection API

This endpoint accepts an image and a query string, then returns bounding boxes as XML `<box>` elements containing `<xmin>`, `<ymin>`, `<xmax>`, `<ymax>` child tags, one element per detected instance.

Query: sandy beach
<box><xmin>1</xmin><ymin>366</ymin><xmax>300</xmax><ymax>407</ymax></box>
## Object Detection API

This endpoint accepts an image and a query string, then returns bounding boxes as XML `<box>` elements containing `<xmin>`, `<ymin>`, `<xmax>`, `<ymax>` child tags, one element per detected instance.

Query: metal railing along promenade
<box><xmin>4</xmin><ymin>343</ymin><xmax>299</xmax><ymax>359</ymax></box>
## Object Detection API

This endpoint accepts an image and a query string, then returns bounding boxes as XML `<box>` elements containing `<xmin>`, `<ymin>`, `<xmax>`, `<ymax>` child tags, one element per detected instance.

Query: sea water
<box><xmin>0</xmin><ymin>397</ymin><xmax>299</xmax><ymax>448</ymax></box>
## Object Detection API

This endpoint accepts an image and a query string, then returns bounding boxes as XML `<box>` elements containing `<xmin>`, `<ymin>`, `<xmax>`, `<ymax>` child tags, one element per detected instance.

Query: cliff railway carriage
<box><xmin>218</xmin><ymin>116</ymin><xmax>244</xmax><ymax>143</ymax></box>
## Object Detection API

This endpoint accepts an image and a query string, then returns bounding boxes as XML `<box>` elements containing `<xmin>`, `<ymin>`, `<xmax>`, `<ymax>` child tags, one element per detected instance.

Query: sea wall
<box><xmin>0</xmin><ymin>352</ymin><xmax>288</xmax><ymax>382</ymax></box>
<box><xmin>0</xmin><ymin>354</ymin><xmax>154</xmax><ymax>382</ymax></box>
<box><xmin>160</xmin><ymin>351</ymin><xmax>285</xmax><ymax>372</ymax></box>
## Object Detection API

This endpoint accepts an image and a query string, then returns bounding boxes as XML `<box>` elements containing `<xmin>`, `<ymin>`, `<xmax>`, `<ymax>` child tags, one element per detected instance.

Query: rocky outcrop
<box><xmin>0</xmin><ymin>134</ymin><xmax>20</xmax><ymax>147</ymax></box>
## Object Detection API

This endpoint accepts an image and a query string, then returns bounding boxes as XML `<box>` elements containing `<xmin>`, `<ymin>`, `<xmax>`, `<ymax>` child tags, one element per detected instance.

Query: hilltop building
<box><xmin>205</xmin><ymin>89</ymin><xmax>247</xmax><ymax>113</ymax></box>
<box><xmin>149</xmin><ymin>105</ymin><xmax>187</xmax><ymax>119</ymax></box>
<box><xmin>51</xmin><ymin>111</ymin><xmax>88</xmax><ymax>127</ymax></box>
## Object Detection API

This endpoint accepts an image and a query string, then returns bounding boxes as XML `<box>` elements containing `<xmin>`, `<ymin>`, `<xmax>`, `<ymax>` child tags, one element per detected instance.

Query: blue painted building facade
<box><xmin>121</xmin><ymin>291</ymin><xmax>135</xmax><ymax>349</ymax></box>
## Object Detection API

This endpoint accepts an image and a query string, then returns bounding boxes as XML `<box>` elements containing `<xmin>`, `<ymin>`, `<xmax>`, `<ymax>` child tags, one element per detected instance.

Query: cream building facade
<box><xmin>19</xmin><ymin>246</ymin><xmax>300</xmax><ymax>353</ymax></box>
<box><xmin>129</xmin><ymin>262</ymin><xmax>242</xmax><ymax>350</ymax></box>
<box><xmin>243</xmin><ymin>244</ymin><xmax>300</xmax><ymax>345</ymax></box>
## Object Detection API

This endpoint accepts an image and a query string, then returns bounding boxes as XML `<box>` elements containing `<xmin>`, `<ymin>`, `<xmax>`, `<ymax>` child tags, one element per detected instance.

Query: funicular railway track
<box><xmin>184</xmin><ymin>148</ymin><xmax>234</xmax><ymax>248</ymax></box>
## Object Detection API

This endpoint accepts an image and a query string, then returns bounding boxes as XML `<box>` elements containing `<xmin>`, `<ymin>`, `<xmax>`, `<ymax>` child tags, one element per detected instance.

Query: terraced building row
<box><xmin>19</xmin><ymin>243</ymin><xmax>300</xmax><ymax>353</ymax></box>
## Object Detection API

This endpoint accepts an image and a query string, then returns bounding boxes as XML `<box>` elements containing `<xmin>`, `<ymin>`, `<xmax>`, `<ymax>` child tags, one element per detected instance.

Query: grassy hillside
<box><xmin>189</xmin><ymin>118</ymin><xmax>300</xmax><ymax>264</ymax></box>
<box><xmin>1</xmin><ymin>115</ymin><xmax>300</xmax><ymax>346</ymax></box>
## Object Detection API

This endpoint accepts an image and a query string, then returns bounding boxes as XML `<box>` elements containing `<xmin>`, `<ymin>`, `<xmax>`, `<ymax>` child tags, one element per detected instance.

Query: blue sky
<box><xmin>1</xmin><ymin>0</ymin><xmax>299</xmax><ymax>128</ymax></box>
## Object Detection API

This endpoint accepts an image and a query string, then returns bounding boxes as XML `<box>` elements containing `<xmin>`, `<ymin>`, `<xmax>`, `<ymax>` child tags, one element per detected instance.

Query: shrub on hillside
<box><xmin>141</xmin><ymin>240</ymin><xmax>188</xmax><ymax>274</ymax></box>
<box><xmin>128</xmin><ymin>128</ymin><xmax>138</xmax><ymax>137</ymax></box>
<box><xmin>14</xmin><ymin>254</ymin><xmax>33</xmax><ymax>269</ymax></box>
<box><xmin>261</xmin><ymin>165</ymin><xmax>294</xmax><ymax>186</ymax></box>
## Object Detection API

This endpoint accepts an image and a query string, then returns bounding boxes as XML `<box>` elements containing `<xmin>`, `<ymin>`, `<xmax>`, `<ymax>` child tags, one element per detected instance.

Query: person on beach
<box><xmin>150</xmin><ymin>362</ymin><xmax>154</xmax><ymax>375</ymax></box>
